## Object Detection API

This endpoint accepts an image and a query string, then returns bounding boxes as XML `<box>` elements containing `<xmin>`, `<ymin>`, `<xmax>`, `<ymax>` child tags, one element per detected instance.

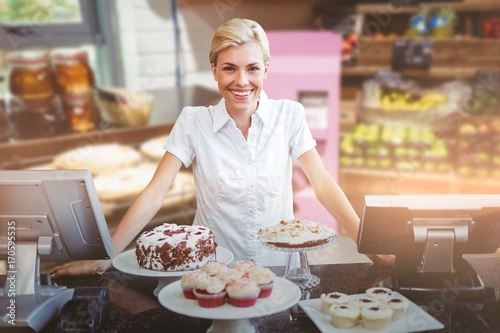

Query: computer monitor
<box><xmin>358</xmin><ymin>194</ymin><xmax>500</xmax><ymax>301</ymax></box>
<box><xmin>0</xmin><ymin>169</ymin><xmax>114</xmax><ymax>332</ymax></box>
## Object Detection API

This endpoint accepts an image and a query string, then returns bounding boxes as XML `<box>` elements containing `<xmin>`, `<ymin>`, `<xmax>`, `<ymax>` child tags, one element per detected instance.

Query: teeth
<box><xmin>232</xmin><ymin>90</ymin><xmax>251</xmax><ymax>97</ymax></box>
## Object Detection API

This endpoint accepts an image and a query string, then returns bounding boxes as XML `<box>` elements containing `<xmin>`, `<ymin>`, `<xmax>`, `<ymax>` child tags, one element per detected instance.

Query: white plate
<box><xmin>298</xmin><ymin>292</ymin><xmax>444</xmax><ymax>333</ymax></box>
<box><xmin>158</xmin><ymin>277</ymin><xmax>301</xmax><ymax>320</ymax></box>
<box><xmin>112</xmin><ymin>247</ymin><xmax>234</xmax><ymax>277</ymax></box>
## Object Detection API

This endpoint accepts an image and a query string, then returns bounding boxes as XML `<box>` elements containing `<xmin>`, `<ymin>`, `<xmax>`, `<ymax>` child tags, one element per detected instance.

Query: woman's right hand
<box><xmin>50</xmin><ymin>259</ymin><xmax>112</xmax><ymax>279</ymax></box>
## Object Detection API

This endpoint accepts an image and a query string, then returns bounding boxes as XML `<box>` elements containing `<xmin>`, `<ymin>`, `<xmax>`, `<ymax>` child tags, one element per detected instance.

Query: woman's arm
<box><xmin>297</xmin><ymin>148</ymin><xmax>395</xmax><ymax>267</ymax></box>
<box><xmin>51</xmin><ymin>152</ymin><xmax>184</xmax><ymax>277</ymax></box>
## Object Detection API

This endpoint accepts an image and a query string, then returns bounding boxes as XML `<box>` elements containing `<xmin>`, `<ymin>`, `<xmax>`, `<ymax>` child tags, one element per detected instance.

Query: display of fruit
<box><xmin>481</xmin><ymin>16</ymin><xmax>500</xmax><ymax>39</ymax></box>
<box><xmin>376</xmin><ymin>86</ymin><xmax>449</xmax><ymax>112</ymax></box>
<box><xmin>463</xmin><ymin>86</ymin><xmax>500</xmax><ymax>116</ymax></box>
<box><xmin>429</xmin><ymin>6</ymin><xmax>457</xmax><ymax>39</ymax></box>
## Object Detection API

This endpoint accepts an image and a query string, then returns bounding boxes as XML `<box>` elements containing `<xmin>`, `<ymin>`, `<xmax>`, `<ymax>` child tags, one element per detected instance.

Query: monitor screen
<box><xmin>358</xmin><ymin>194</ymin><xmax>500</xmax><ymax>257</ymax></box>
<box><xmin>0</xmin><ymin>169</ymin><xmax>113</xmax><ymax>262</ymax></box>
<box><xmin>357</xmin><ymin>194</ymin><xmax>500</xmax><ymax>300</ymax></box>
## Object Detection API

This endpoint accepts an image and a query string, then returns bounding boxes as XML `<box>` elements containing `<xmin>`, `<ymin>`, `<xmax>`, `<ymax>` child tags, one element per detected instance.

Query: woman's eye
<box><xmin>222</xmin><ymin>66</ymin><xmax>234</xmax><ymax>71</ymax></box>
<box><xmin>249</xmin><ymin>67</ymin><xmax>259</xmax><ymax>72</ymax></box>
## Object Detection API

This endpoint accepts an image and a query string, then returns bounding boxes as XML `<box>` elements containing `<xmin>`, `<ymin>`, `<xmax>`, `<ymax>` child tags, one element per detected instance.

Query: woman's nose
<box><xmin>235</xmin><ymin>70</ymin><xmax>249</xmax><ymax>86</ymax></box>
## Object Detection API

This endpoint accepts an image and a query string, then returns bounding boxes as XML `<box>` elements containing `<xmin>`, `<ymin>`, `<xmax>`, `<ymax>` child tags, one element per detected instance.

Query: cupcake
<box><xmin>215</xmin><ymin>268</ymin><xmax>244</xmax><ymax>285</ymax></box>
<box><xmin>361</xmin><ymin>306</ymin><xmax>394</xmax><ymax>330</ymax></box>
<box><xmin>353</xmin><ymin>297</ymin><xmax>381</xmax><ymax>311</ymax></box>
<box><xmin>329</xmin><ymin>304</ymin><xmax>360</xmax><ymax>329</ymax></box>
<box><xmin>226</xmin><ymin>278</ymin><xmax>260</xmax><ymax>308</ymax></box>
<box><xmin>320</xmin><ymin>292</ymin><xmax>350</xmax><ymax>313</ymax></box>
<box><xmin>201</xmin><ymin>261</ymin><xmax>229</xmax><ymax>276</ymax></box>
<box><xmin>247</xmin><ymin>267</ymin><xmax>275</xmax><ymax>298</ymax></box>
<box><xmin>180</xmin><ymin>270</ymin><xmax>210</xmax><ymax>300</ymax></box>
<box><xmin>192</xmin><ymin>276</ymin><xmax>227</xmax><ymax>308</ymax></box>
<box><xmin>386</xmin><ymin>296</ymin><xmax>409</xmax><ymax>321</ymax></box>
<box><xmin>365</xmin><ymin>287</ymin><xmax>393</xmax><ymax>302</ymax></box>
<box><xmin>233</xmin><ymin>260</ymin><xmax>257</xmax><ymax>275</ymax></box>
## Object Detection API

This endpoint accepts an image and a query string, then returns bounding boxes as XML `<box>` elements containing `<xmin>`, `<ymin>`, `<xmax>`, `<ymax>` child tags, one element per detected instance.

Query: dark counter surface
<box><xmin>40</xmin><ymin>256</ymin><xmax>500</xmax><ymax>333</ymax></box>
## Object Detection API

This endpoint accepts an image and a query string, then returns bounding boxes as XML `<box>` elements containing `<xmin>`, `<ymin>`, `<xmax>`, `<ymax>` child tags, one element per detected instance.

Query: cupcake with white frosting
<box><xmin>329</xmin><ymin>304</ymin><xmax>360</xmax><ymax>329</ymax></box>
<box><xmin>361</xmin><ymin>306</ymin><xmax>394</xmax><ymax>330</ymax></box>
<box><xmin>320</xmin><ymin>292</ymin><xmax>350</xmax><ymax>313</ymax></box>
<box><xmin>233</xmin><ymin>260</ymin><xmax>258</xmax><ymax>275</ymax></box>
<box><xmin>365</xmin><ymin>287</ymin><xmax>393</xmax><ymax>302</ymax></box>
<box><xmin>247</xmin><ymin>266</ymin><xmax>275</xmax><ymax>298</ymax></box>
<box><xmin>201</xmin><ymin>261</ymin><xmax>229</xmax><ymax>276</ymax></box>
<box><xmin>192</xmin><ymin>276</ymin><xmax>227</xmax><ymax>308</ymax></box>
<box><xmin>180</xmin><ymin>270</ymin><xmax>210</xmax><ymax>300</ymax></box>
<box><xmin>386</xmin><ymin>296</ymin><xmax>409</xmax><ymax>320</ymax></box>
<box><xmin>226</xmin><ymin>278</ymin><xmax>261</xmax><ymax>307</ymax></box>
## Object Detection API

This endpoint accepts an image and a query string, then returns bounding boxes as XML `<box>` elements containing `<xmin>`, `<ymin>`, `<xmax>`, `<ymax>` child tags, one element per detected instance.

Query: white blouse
<box><xmin>164</xmin><ymin>91</ymin><xmax>316</xmax><ymax>266</ymax></box>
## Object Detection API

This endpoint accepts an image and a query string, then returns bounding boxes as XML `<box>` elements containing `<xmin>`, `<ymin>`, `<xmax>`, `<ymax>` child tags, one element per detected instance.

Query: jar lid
<box><xmin>8</xmin><ymin>51</ymin><xmax>50</xmax><ymax>67</ymax></box>
<box><xmin>51</xmin><ymin>49</ymin><xmax>89</xmax><ymax>63</ymax></box>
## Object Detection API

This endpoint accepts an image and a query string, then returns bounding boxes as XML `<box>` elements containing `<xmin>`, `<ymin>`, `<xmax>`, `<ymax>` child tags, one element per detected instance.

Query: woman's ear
<box><xmin>263</xmin><ymin>62</ymin><xmax>269</xmax><ymax>79</ymax></box>
<box><xmin>211</xmin><ymin>63</ymin><xmax>217</xmax><ymax>81</ymax></box>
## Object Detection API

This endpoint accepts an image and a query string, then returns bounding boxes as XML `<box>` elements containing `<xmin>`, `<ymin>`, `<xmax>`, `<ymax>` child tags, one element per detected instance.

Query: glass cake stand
<box><xmin>260</xmin><ymin>236</ymin><xmax>337</xmax><ymax>289</ymax></box>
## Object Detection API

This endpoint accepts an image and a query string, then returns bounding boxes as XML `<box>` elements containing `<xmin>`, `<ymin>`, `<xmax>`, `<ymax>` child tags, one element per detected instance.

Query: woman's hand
<box><xmin>50</xmin><ymin>259</ymin><xmax>112</xmax><ymax>278</ymax></box>
<box><xmin>367</xmin><ymin>254</ymin><xmax>396</xmax><ymax>268</ymax></box>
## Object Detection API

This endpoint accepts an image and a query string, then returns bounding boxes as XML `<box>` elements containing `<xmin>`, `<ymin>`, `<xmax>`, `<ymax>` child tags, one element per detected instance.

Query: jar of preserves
<box><xmin>8</xmin><ymin>51</ymin><xmax>57</xmax><ymax>100</ymax></box>
<box><xmin>10</xmin><ymin>97</ymin><xmax>65</xmax><ymax>140</ymax></box>
<box><xmin>51</xmin><ymin>49</ymin><xmax>95</xmax><ymax>94</ymax></box>
<box><xmin>0</xmin><ymin>99</ymin><xmax>13</xmax><ymax>142</ymax></box>
<box><xmin>61</xmin><ymin>91</ymin><xmax>100</xmax><ymax>133</ymax></box>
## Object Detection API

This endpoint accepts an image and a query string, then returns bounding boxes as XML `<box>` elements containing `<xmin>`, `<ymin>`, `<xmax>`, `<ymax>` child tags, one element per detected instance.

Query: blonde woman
<box><xmin>51</xmin><ymin>18</ymin><xmax>391</xmax><ymax>278</ymax></box>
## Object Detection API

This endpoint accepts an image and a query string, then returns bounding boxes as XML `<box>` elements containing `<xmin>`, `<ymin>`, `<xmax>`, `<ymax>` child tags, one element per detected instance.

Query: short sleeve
<box><xmin>164</xmin><ymin>107</ymin><xmax>197</xmax><ymax>168</ymax></box>
<box><xmin>289</xmin><ymin>102</ymin><xmax>317</xmax><ymax>159</ymax></box>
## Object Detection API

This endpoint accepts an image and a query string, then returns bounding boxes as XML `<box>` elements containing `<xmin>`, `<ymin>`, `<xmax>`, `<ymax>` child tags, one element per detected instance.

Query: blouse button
<box><xmin>249</xmin><ymin>133</ymin><xmax>256</xmax><ymax>140</ymax></box>
<box><xmin>247</xmin><ymin>234</ymin><xmax>255</xmax><ymax>240</ymax></box>
<box><xmin>248</xmin><ymin>184</ymin><xmax>254</xmax><ymax>191</ymax></box>
<box><xmin>247</xmin><ymin>157</ymin><xmax>253</xmax><ymax>164</ymax></box>
<box><xmin>247</xmin><ymin>209</ymin><xmax>255</xmax><ymax>216</ymax></box>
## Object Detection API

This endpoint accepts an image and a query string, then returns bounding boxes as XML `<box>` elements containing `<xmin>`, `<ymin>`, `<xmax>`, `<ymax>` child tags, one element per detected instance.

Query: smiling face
<box><xmin>211</xmin><ymin>42</ymin><xmax>268</xmax><ymax>117</ymax></box>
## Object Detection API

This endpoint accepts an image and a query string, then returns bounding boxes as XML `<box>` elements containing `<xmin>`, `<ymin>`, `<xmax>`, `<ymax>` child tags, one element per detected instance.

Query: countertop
<box><xmin>37</xmin><ymin>255</ymin><xmax>500</xmax><ymax>333</ymax></box>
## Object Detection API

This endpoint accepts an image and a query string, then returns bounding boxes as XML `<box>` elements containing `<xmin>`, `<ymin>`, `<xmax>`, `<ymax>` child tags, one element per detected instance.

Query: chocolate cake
<box><xmin>135</xmin><ymin>223</ymin><xmax>217</xmax><ymax>271</ymax></box>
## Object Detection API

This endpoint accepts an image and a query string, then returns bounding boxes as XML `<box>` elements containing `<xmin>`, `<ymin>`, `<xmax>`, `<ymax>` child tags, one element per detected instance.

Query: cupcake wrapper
<box><xmin>258</xmin><ymin>282</ymin><xmax>274</xmax><ymax>298</ymax></box>
<box><xmin>182</xmin><ymin>288</ymin><xmax>197</xmax><ymax>300</ymax></box>
<box><xmin>228</xmin><ymin>296</ymin><xmax>258</xmax><ymax>308</ymax></box>
<box><xmin>193</xmin><ymin>289</ymin><xmax>226</xmax><ymax>308</ymax></box>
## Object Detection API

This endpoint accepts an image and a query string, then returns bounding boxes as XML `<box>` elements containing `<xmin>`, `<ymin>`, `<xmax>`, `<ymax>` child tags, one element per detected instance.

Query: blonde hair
<box><xmin>209</xmin><ymin>18</ymin><xmax>270</xmax><ymax>66</ymax></box>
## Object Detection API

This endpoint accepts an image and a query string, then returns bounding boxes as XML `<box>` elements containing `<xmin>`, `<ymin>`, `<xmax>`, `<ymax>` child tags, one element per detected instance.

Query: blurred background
<box><xmin>0</xmin><ymin>0</ymin><xmax>499</xmax><ymax>262</ymax></box>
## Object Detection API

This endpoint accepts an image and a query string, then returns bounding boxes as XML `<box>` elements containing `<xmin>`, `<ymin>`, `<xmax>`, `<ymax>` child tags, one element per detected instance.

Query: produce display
<box><xmin>340</xmin><ymin>123</ymin><xmax>451</xmax><ymax>174</ymax></box>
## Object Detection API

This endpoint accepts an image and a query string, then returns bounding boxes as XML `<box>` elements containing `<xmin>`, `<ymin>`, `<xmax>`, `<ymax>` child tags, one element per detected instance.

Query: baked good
<box><xmin>226</xmin><ymin>278</ymin><xmax>261</xmax><ymax>307</ymax></box>
<box><xmin>53</xmin><ymin>143</ymin><xmax>141</xmax><ymax>175</ymax></box>
<box><xmin>93</xmin><ymin>163</ymin><xmax>158</xmax><ymax>202</ymax></box>
<box><xmin>365</xmin><ymin>287</ymin><xmax>393</xmax><ymax>302</ymax></box>
<box><xmin>361</xmin><ymin>306</ymin><xmax>393</xmax><ymax>330</ymax></box>
<box><xmin>233</xmin><ymin>260</ymin><xmax>258</xmax><ymax>274</ymax></box>
<box><xmin>353</xmin><ymin>297</ymin><xmax>381</xmax><ymax>312</ymax></box>
<box><xmin>257</xmin><ymin>219</ymin><xmax>335</xmax><ymax>248</ymax></box>
<box><xmin>214</xmin><ymin>268</ymin><xmax>244</xmax><ymax>285</ymax></box>
<box><xmin>180</xmin><ymin>270</ymin><xmax>210</xmax><ymax>300</ymax></box>
<box><xmin>247</xmin><ymin>267</ymin><xmax>275</xmax><ymax>298</ymax></box>
<box><xmin>329</xmin><ymin>304</ymin><xmax>360</xmax><ymax>329</ymax></box>
<box><xmin>135</xmin><ymin>223</ymin><xmax>217</xmax><ymax>271</ymax></box>
<box><xmin>386</xmin><ymin>296</ymin><xmax>409</xmax><ymax>321</ymax></box>
<box><xmin>320</xmin><ymin>292</ymin><xmax>350</xmax><ymax>313</ymax></box>
<box><xmin>140</xmin><ymin>135</ymin><xmax>169</xmax><ymax>162</ymax></box>
<box><xmin>193</xmin><ymin>276</ymin><xmax>227</xmax><ymax>308</ymax></box>
<box><xmin>201</xmin><ymin>261</ymin><xmax>229</xmax><ymax>276</ymax></box>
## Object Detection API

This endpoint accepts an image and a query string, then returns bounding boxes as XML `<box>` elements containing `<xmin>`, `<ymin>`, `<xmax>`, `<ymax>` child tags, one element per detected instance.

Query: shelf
<box><xmin>0</xmin><ymin>122</ymin><xmax>173</xmax><ymax>170</ymax></box>
<box><xmin>315</xmin><ymin>1</ymin><xmax>500</xmax><ymax>15</ymax></box>
<box><xmin>342</xmin><ymin>65</ymin><xmax>479</xmax><ymax>79</ymax></box>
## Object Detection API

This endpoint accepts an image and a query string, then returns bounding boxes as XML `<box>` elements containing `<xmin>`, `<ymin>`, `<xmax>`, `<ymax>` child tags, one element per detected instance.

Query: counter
<box><xmin>37</xmin><ymin>255</ymin><xmax>500</xmax><ymax>333</ymax></box>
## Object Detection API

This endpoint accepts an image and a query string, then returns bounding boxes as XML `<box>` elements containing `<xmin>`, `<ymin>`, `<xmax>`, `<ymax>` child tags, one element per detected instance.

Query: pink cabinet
<box><xmin>265</xmin><ymin>31</ymin><xmax>342</xmax><ymax>230</ymax></box>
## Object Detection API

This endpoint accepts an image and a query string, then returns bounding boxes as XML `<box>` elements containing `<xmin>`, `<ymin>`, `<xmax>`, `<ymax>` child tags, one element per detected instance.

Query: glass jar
<box><xmin>51</xmin><ymin>49</ymin><xmax>95</xmax><ymax>94</ymax></box>
<box><xmin>10</xmin><ymin>97</ymin><xmax>65</xmax><ymax>140</ymax></box>
<box><xmin>8</xmin><ymin>51</ymin><xmax>57</xmax><ymax>100</ymax></box>
<box><xmin>0</xmin><ymin>99</ymin><xmax>13</xmax><ymax>142</ymax></box>
<box><xmin>61</xmin><ymin>91</ymin><xmax>100</xmax><ymax>133</ymax></box>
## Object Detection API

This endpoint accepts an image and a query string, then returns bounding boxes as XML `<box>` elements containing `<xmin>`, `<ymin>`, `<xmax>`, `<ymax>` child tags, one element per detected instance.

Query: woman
<box><xmin>51</xmin><ymin>18</ymin><xmax>391</xmax><ymax>278</ymax></box>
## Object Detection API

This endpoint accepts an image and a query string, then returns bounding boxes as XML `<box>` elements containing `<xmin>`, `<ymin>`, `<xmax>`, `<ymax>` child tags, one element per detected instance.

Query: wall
<box><xmin>115</xmin><ymin>0</ymin><xmax>319</xmax><ymax>110</ymax></box>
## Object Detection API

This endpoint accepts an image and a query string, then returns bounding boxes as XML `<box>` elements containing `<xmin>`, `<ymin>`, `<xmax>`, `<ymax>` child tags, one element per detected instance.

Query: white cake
<box><xmin>257</xmin><ymin>219</ymin><xmax>335</xmax><ymax>248</ymax></box>
<box><xmin>135</xmin><ymin>223</ymin><xmax>217</xmax><ymax>271</ymax></box>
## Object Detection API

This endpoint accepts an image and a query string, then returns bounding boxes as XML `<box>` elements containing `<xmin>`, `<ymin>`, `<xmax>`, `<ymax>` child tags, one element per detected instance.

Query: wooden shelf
<box><xmin>315</xmin><ymin>1</ymin><xmax>500</xmax><ymax>15</ymax></box>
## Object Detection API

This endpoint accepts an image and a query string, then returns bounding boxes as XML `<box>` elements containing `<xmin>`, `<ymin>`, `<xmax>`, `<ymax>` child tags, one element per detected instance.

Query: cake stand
<box><xmin>260</xmin><ymin>236</ymin><xmax>337</xmax><ymax>289</ymax></box>
<box><xmin>158</xmin><ymin>277</ymin><xmax>301</xmax><ymax>333</ymax></box>
<box><xmin>112</xmin><ymin>247</ymin><xmax>234</xmax><ymax>296</ymax></box>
